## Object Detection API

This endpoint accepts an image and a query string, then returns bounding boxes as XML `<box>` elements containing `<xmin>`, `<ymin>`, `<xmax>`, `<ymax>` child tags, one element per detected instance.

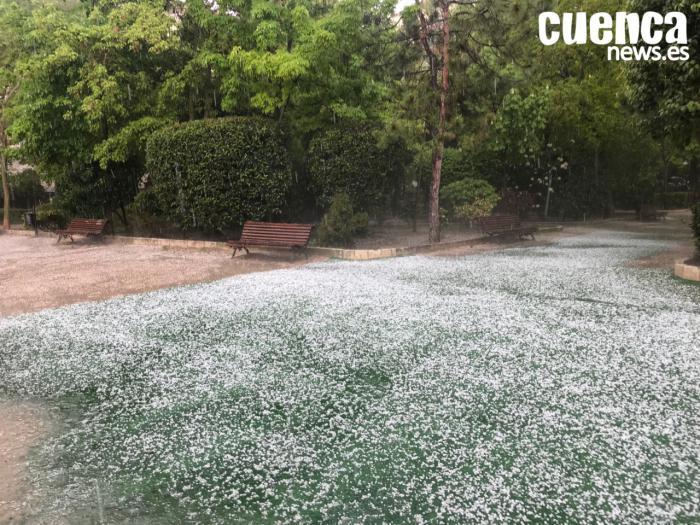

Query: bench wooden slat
<box><xmin>476</xmin><ymin>215</ymin><xmax>536</xmax><ymax>240</ymax></box>
<box><xmin>227</xmin><ymin>221</ymin><xmax>314</xmax><ymax>256</ymax></box>
<box><xmin>56</xmin><ymin>218</ymin><xmax>108</xmax><ymax>243</ymax></box>
<box><xmin>241</xmin><ymin>234</ymin><xmax>310</xmax><ymax>242</ymax></box>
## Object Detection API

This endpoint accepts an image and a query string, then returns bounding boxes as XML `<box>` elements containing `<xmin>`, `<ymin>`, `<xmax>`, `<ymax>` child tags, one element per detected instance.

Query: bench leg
<box><xmin>231</xmin><ymin>246</ymin><xmax>249</xmax><ymax>258</ymax></box>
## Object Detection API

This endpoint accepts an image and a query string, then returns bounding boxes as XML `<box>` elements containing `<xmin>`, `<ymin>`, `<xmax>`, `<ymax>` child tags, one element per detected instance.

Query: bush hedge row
<box><xmin>308</xmin><ymin>125</ymin><xmax>392</xmax><ymax>212</ymax></box>
<box><xmin>440</xmin><ymin>178</ymin><xmax>500</xmax><ymax>220</ymax></box>
<box><xmin>146</xmin><ymin>117</ymin><xmax>292</xmax><ymax>232</ymax></box>
<box><xmin>654</xmin><ymin>192</ymin><xmax>693</xmax><ymax>210</ymax></box>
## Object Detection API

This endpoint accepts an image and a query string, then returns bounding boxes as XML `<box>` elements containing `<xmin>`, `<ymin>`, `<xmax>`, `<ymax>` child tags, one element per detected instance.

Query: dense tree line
<box><xmin>0</xmin><ymin>0</ymin><xmax>697</xmax><ymax>242</ymax></box>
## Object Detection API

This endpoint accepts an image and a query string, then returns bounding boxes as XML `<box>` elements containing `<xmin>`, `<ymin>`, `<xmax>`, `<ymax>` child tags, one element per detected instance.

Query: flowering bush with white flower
<box><xmin>1</xmin><ymin>232</ymin><xmax>699</xmax><ymax>523</ymax></box>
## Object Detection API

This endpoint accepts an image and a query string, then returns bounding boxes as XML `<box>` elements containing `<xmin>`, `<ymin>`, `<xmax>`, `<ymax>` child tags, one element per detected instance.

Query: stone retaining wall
<box><xmin>675</xmin><ymin>260</ymin><xmax>700</xmax><ymax>282</ymax></box>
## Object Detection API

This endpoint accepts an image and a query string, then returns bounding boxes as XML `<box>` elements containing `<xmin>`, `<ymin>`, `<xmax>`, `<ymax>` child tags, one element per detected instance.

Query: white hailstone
<box><xmin>1</xmin><ymin>232</ymin><xmax>699</xmax><ymax>523</ymax></box>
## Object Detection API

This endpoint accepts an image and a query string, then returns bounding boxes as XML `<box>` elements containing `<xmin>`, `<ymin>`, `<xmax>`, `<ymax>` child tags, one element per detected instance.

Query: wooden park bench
<box><xmin>56</xmin><ymin>218</ymin><xmax>108</xmax><ymax>243</ymax></box>
<box><xmin>227</xmin><ymin>221</ymin><xmax>314</xmax><ymax>257</ymax></box>
<box><xmin>476</xmin><ymin>214</ymin><xmax>537</xmax><ymax>241</ymax></box>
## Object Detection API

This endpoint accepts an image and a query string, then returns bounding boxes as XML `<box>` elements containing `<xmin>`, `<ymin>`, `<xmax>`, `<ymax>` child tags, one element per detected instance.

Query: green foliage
<box><xmin>440</xmin><ymin>149</ymin><xmax>474</xmax><ymax>186</ymax></box>
<box><xmin>122</xmin><ymin>189</ymin><xmax>174</xmax><ymax>237</ymax></box>
<box><xmin>440</xmin><ymin>178</ymin><xmax>500</xmax><ymax>221</ymax></box>
<box><xmin>2</xmin><ymin>0</ymin><xmax>696</xmax><ymax>235</ymax></box>
<box><xmin>316</xmin><ymin>192</ymin><xmax>368</xmax><ymax>247</ymax></box>
<box><xmin>36</xmin><ymin>200</ymin><xmax>69</xmax><ymax>229</ymax></box>
<box><xmin>655</xmin><ymin>192</ymin><xmax>693</xmax><ymax>210</ymax></box>
<box><xmin>93</xmin><ymin>117</ymin><xmax>170</xmax><ymax>170</ymax></box>
<box><xmin>628</xmin><ymin>0</ymin><xmax>699</xmax><ymax>137</ymax></box>
<box><xmin>627</xmin><ymin>0</ymin><xmax>699</xmax><ymax>202</ymax></box>
<box><xmin>549</xmin><ymin>176</ymin><xmax>609</xmax><ymax>220</ymax></box>
<box><xmin>492</xmin><ymin>89</ymin><xmax>550</xmax><ymax>173</ymax></box>
<box><xmin>308</xmin><ymin>125</ymin><xmax>391</xmax><ymax>212</ymax></box>
<box><xmin>3</xmin><ymin>169</ymin><xmax>47</xmax><ymax>209</ymax></box>
<box><xmin>146</xmin><ymin>117</ymin><xmax>292</xmax><ymax>232</ymax></box>
<box><xmin>411</xmin><ymin>148</ymin><xmax>476</xmax><ymax>187</ymax></box>
<box><xmin>224</xmin><ymin>0</ymin><xmax>394</xmax><ymax>133</ymax></box>
<box><xmin>8</xmin><ymin>2</ymin><xmax>179</xmax><ymax>226</ymax></box>
<box><xmin>1</xmin><ymin>1</ymin><xmax>34</xmax><ymax>227</ymax></box>
<box><xmin>130</xmin><ymin>187</ymin><xmax>161</xmax><ymax>217</ymax></box>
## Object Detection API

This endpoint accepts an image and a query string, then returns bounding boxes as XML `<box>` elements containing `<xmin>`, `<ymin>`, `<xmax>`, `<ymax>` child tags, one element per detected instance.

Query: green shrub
<box><xmin>316</xmin><ymin>192</ymin><xmax>369</xmax><ymax>247</ymax></box>
<box><xmin>36</xmin><ymin>201</ymin><xmax>69</xmax><ymax>230</ymax></box>
<box><xmin>308</xmin><ymin>125</ymin><xmax>392</xmax><ymax>212</ymax></box>
<box><xmin>130</xmin><ymin>188</ymin><xmax>162</xmax><ymax>217</ymax></box>
<box><xmin>408</xmin><ymin>148</ymin><xmax>482</xmax><ymax>190</ymax></box>
<box><xmin>121</xmin><ymin>189</ymin><xmax>173</xmax><ymax>236</ymax></box>
<box><xmin>4</xmin><ymin>169</ymin><xmax>47</xmax><ymax>209</ymax></box>
<box><xmin>7</xmin><ymin>208</ymin><xmax>25</xmax><ymax>225</ymax></box>
<box><xmin>549</xmin><ymin>176</ymin><xmax>610</xmax><ymax>220</ymax></box>
<box><xmin>440</xmin><ymin>178</ymin><xmax>500</xmax><ymax>221</ymax></box>
<box><xmin>146</xmin><ymin>117</ymin><xmax>292</xmax><ymax>232</ymax></box>
<box><xmin>655</xmin><ymin>192</ymin><xmax>691</xmax><ymax>210</ymax></box>
<box><xmin>440</xmin><ymin>149</ymin><xmax>473</xmax><ymax>186</ymax></box>
<box><xmin>692</xmin><ymin>202</ymin><xmax>700</xmax><ymax>256</ymax></box>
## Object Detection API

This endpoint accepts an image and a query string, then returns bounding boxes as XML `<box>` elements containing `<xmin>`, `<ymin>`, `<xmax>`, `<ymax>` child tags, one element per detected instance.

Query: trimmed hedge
<box><xmin>36</xmin><ymin>202</ymin><xmax>69</xmax><ymax>229</ymax></box>
<box><xmin>410</xmin><ymin>148</ymin><xmax>478</xmax><ymax>188</ymax></box>
<box><xmin>146</xmin><ymin>117</ymin><xmax>292</xmax><ymax>232</ymax></box>
<box><xmin>308</xmin><ymin>125</ymin><xmax>391</xmax><ymax>212</ymax></box>
<box><xmin>316</xmin><ymin>192</ymin><xmax>368</xmax><ymax>247</ymax></box>
<box><xmin>440</xmin><ymin>178</ymin><xmax>500</xmax><ymax>221</ymax></box>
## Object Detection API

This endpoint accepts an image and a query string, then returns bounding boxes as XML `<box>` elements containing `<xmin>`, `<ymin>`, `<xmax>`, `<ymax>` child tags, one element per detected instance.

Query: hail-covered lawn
<box><xmin>1</xmin><ymin>232</ymin><xmax>699</xmax><ymax>523</ymax></box>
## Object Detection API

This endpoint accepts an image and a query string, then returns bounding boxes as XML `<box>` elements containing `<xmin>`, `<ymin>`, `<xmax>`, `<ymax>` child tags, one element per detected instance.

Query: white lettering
<box><xmin>562</xmin><ymin>12</ymin><xmax>588</xmax><ymax>44</ymax></box>
<box><xmin>615</xmin><ymin>12</ymin><xmax>640</xmax><ymax>45</ymax></box>
<box><xmin>664</xmin><ymin>12</ymin><xmax>687</xmax><ymax>44</ymax></box>
<box><xmin>641</xmin><ymin>12</ymin><xmax>664</xmax><ymax>45</ymax></box>
<box><xmin>590</xmin><ymin>12</ymin><xmax>614</xmax><ymax>44</ymax></box>
<box><xmin>538</xmin><ymin>12</ymin><xmax>561</xmax><ymax>45</ymax></box>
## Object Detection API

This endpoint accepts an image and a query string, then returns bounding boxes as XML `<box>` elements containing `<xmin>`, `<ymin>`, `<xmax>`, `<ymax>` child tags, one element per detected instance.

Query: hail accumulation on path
<box><xmin>1</xmin><ymin>232</ymin><xmax>699</xmax><ymax>523</ymax></box>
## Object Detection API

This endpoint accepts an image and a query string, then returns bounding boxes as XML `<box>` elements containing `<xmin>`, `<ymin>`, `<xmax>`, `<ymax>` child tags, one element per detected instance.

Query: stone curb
<box><xmin>2</xmin><ymin>225</ymin><xmax>563</xmax><ymax>261</ymax></box>
<box><xmin>307</xmin><ymin>225</ymin><xmax>563</xmax><ymax>261</ymax></box>
<box><xmin>106</xmin><ymin>235</ymin><xmax>230</xmax><ymax>251</ymax></box>
<box><xmin>674</xmin><ymin>260</ymin><xmax>700</xmax><ymax>282</ymax></box>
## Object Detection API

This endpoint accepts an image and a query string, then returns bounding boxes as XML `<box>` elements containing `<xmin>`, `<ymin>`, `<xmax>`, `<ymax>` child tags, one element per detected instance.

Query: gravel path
<box><xmin>0</xmin><ymin>235</ymin><xmax>321</xmax><ymax>317</ymax></box>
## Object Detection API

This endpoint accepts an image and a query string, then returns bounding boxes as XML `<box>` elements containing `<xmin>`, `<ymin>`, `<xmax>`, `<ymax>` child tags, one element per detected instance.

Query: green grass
<box><xmin>1</xmin><ymin>232</ymin><xmax>699</xmax><ymax>523</ymax></box>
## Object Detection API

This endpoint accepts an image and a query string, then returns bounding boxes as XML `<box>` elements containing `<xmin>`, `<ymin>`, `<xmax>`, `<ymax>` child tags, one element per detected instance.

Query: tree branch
<box><xmin>416</xmin><ymin>0</ymin><xmax>438</xmax><ymax>89</ymax></box>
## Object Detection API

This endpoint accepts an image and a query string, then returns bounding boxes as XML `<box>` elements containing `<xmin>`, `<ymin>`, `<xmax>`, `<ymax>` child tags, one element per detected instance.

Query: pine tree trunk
<box><xmin>428</xmin><ymin>1</ymin><xmax>450</xmax><ymax>244</ymax></box>
<box><xmin>428</xmin><ymin>141</ymin><xmax>444</xmax><ymax>243</ymax></box>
